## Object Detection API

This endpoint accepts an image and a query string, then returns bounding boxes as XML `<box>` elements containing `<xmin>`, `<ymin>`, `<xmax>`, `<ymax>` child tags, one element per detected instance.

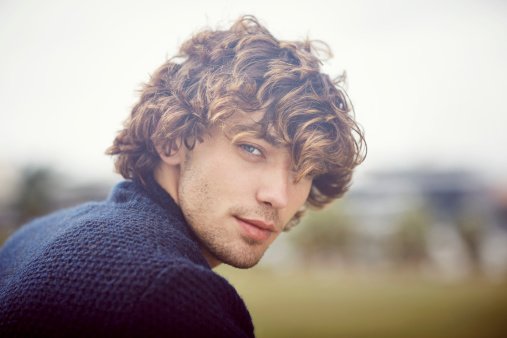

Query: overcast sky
<box><xmin>1</xmin><ymin>0</ymin><xmax>506</xmax><ymax>183</ymax></box>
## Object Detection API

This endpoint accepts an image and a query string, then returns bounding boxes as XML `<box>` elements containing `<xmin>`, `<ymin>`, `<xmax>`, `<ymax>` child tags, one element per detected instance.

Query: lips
<box><xmin>235</xmin><ymin>216</ymin><xmax>277</xmax><ymax>242</ymax></box>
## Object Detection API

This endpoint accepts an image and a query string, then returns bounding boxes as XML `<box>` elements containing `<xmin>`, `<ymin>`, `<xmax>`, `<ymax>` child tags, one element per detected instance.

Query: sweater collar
<box><xmin>139</xmin><ymin>174</ymin><xmax>185</xmax><ymax>222</ymax></box>
<box><xmin>134</xmin><ymin>175</ymin><xmax>211</xmax><ymax>269</ymax></box>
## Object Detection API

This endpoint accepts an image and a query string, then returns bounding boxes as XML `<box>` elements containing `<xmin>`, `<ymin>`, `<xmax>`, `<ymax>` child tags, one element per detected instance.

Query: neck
<box><xmin>153</xmin><ymin>162</ymin><xmax>180</xmax><ymax>204</ymax></box>
<box><xmin>153</xmin><ymin>163</ymin><xmax>222</xmax><ymax>269</ymax></box>
<box><xmin>202</xmin><ymin>250</ymin><xmax>222</xmax><ymax>269</ymax></box>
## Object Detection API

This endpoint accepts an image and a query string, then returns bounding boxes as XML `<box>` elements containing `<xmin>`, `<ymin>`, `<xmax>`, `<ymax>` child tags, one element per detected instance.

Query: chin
<box><xmin>214</xmin><ymin>249</ymin><xmax>265</xmax><ymax>269</ymax></box>
<box><xmin>226</xmin><ymin>259</ymin><xmax>260</xmax><ymax>270</ymax></box>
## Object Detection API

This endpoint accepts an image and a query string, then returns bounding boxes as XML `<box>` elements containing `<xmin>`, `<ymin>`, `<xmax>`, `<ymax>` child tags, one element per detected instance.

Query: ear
<box><xmin>156</xmin><ymin>142</ymin><xmax>185</xmax><ymax>166</ymax></box>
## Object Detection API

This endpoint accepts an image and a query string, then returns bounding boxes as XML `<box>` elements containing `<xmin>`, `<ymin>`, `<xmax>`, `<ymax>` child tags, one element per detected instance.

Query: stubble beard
<box><xmin>177</xmin><ymin>158</ymin><xmax>277</xmax><ymax>269</ymax></box>
<box><xmin>181</xmin><ymin>200</ymin><xmax>268</xmax><ymax>269</ymax></box>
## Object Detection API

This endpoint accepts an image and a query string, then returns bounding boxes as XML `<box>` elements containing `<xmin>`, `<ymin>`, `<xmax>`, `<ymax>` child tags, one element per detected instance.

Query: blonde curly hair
<box><xmin>107</xmin><ymin>15</ymin><xmax>366</xmax><ymax>217</ymax></box>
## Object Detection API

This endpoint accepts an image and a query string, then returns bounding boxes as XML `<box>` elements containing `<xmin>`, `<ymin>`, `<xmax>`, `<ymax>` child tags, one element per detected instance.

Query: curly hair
<box><xmin>107</xmin><ymin>15</ymin><xmax>366</xmax><ymax>216</ymax></box>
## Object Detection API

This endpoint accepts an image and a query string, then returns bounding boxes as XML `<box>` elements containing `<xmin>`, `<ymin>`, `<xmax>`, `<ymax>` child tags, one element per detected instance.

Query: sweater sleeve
<box><xmin>131</xmin><ymin>261</ymin><xmax>255</xmax><ymax>338</ymax></box>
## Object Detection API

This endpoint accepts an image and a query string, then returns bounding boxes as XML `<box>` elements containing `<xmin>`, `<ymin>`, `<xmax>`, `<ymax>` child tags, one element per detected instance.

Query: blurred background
<box><xmin>1</xmin><ymin>0</ymin><xmax>506</xmax><ymax>337</ymax></box>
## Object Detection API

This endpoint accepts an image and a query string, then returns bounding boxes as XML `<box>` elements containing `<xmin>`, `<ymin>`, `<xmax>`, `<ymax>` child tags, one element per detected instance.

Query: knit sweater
<box><xmin>0</xmin><ymin>177</ymin><xmax>254</xmax><ymax>338</ymax></box>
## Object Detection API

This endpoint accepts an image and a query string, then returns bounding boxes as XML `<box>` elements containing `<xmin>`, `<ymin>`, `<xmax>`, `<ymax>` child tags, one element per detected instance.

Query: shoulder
<box><xmin>1</xmin><ymin>254</ymin><xmax>253</xmax><ymax>337</ymax></box>
<box><xmin>0</xmin><ymin>201</ymin><xmax>99</xmax><ymax>283</ymax></box>
<box><xmin>132</xmin><ymin>259</ymin><xmax>254</xmax><ymax>338</ymax></box>
<box><xmin>141</xmin><ymin>259</ymin><xmax>244</xmax><ymax>307</ymax></box>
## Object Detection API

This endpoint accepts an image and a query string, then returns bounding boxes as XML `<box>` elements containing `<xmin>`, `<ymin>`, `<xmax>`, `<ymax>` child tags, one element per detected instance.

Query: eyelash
<box><xmin>239</xmin><ymin>144</ymin><xmax>263</xmax><ymax>157</ymax></box>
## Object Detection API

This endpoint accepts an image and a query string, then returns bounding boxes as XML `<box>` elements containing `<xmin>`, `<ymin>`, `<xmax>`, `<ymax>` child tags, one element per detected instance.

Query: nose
<box><xmin>256</xmin><ymin>168</ymin><xmax>290</xmax><ymax>209</ymax></box>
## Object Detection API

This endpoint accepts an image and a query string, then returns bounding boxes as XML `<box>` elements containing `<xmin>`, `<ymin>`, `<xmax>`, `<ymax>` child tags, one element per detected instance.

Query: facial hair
<box><xmin>177</xmin><ymin>154</ymin><xmax>281</xmax><ymax>269</ymax></box>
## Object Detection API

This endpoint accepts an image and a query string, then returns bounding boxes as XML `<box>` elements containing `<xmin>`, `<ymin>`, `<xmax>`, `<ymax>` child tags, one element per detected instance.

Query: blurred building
<box><xmin>344</xmin><ymin>168</ymin><xmax>507</xmax><ymax>280</ymax></box>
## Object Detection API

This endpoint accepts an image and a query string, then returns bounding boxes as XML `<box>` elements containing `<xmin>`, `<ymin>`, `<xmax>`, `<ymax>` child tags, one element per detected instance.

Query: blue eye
<box><xmin>240</xmin><ymin>144</ymin><xmax>262</xmax><ymax>156</ymax></box>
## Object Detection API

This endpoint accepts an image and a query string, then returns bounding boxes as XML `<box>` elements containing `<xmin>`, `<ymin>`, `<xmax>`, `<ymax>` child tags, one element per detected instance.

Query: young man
<box><xmin>0</xmin><ymin>16</ymin><xmax>365</xmax><ymax>337</ymax></box>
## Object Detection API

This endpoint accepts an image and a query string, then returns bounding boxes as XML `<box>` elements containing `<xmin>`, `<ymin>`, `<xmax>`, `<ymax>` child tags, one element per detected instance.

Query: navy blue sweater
<box><xmin>0</xmin><ymin>177</ymin><xmax>254</xmax><ymax>337</ymax></box>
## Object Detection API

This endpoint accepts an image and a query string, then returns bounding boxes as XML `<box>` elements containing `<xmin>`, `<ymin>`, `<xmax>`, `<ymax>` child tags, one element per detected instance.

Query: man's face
<box><xmin>175</xmin><ymin>117</ymin><xmax>312</xmax><ymax>269</ymax></box>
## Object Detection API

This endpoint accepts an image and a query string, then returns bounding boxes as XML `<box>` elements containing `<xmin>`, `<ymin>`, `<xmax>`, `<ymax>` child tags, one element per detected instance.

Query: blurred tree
<box><xmin>289</xmin><ymin>203</ymin><xmax>356</xmax><ymax>265</ymax></box>
<box><xmin>11</xmin><ymin>166</ymin><xmax>59</xmax><ymax>226</ymax></box>
<box><xmin>455</xmin><ymin>210</ymin><xmax>486</xmax><ymax>275</ymax></box>
<box><xmin>389</xmin><ymin>206</ymin><xmax>431</xmax><ymax>269</ymax></box>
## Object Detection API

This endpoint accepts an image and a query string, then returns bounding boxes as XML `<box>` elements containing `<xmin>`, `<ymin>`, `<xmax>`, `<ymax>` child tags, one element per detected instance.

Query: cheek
<box><xmin>214</xmin><ymin>157</ymin><xmax>259</xmax><ymax>197</ymax></box>
<box><xmin>179</xmin><ymin>165</ymin><xmax>212</xmax><ymax>215</ymax></box>
<box><xmin>186</xmin><ymin>158</ymin><xmax>246</xmax><ymax>212</ymax></box>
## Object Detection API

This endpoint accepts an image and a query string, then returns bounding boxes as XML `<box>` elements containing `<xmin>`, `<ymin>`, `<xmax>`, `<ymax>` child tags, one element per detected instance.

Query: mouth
<box><xmin>234</xmin><ymin>216</ymin><xmax>277</xmax><ymax>242</ymax></box>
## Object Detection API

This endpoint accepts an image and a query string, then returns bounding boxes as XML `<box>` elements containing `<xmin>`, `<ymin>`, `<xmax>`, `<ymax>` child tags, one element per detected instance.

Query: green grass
<box><xmin>216</xmin><ymin>266</ymin><xmax>507</xmax><ymax>338</ymax></box>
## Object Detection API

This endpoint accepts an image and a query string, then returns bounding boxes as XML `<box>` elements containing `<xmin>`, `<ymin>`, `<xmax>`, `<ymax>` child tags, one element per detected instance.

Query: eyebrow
<box><xmin>227</xmin><ymin>122</ymin><xmax>285</xmax><ymax>148</ymax></box>
<box><xmin>262</xmin><ymin>132</ymin><xmax>284</xmax><ymax>147</ymax></box>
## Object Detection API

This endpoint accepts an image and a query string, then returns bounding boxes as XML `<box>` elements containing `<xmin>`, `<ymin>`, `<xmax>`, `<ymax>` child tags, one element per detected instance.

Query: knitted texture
<box><xmin>0</xmin><ymin>177</ymin><xmax>254</xmax><ymax>337</ymax></box>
